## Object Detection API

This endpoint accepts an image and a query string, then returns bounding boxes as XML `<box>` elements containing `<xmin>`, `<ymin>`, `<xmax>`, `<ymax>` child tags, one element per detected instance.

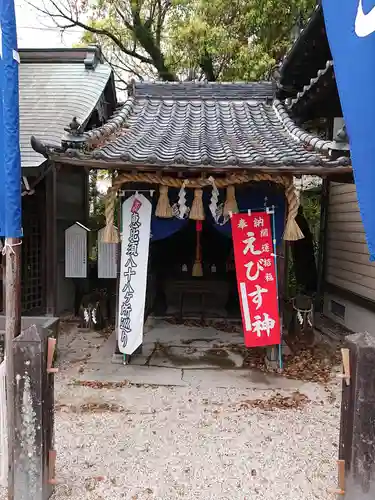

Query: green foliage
<box><xmin>40</xmin><ymin>0</ymin><xmax>316</xmax><ymax>83</ymax></box>
<box><xmin>301</xmin><ymin>191</ymin><xmax>321</xmax><ymax>255</ymax></box>
<box><xmin>287</xmin><ymin>189</ymin><xmax>322</xmax><ymax>298</ymax></box>
<box><xmin>167</xmin><ymin>0</ymin><xmax>316</xmax><ymax>81</ymax></box>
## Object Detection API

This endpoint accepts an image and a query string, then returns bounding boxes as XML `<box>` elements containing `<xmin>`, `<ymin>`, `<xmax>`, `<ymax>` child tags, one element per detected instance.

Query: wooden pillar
<box><xmin>45</xmin><ymin>166</ymin><xmax>57</xmax><ymax>316</ymax></box>
<box><xmin>315</xmin><ymin>178</ymin><xmax>329</xmax><ymax>313</ymax></box>
<box><xmin>13</xmin><ymin>325</ymin><xmax>43</xmax><ymax>500</ymax></box>
<box><xmin>5</xmin><ymin>237</ymin><xmax>22</xmax><ymax>499</ymax></box>
<box><xmin>316</xmin><ymin>118</ymin><xmax>333</xmax><ymax>313</ymax></box>
<box><xmin>114</xmin><ymin>194</ymin><xmax>122</xmax><ymax>355</ymax></box>
<box><xmin>339</xmin><ymin>332</ymin><xmax>375</xmax><ymax>498</ymax></box>
<box><xmin>12</xmin><ymin>324</ymin><xmax>56</xmax><ymax>500</ymax></box>
<box><xmin>83</xmin><ymin>168</ymin><xmax>89</xmax><ymax>227</ymax></box>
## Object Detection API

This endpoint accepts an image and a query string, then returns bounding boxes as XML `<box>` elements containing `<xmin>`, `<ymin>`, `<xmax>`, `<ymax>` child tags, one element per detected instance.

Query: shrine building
<box><xmin>31</xmin><ymin>79</ymin><xmax>352</xmax><ymax>358</ymax></box>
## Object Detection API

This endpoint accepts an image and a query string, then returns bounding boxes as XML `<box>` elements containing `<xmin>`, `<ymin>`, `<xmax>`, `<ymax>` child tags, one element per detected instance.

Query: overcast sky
<box><xmin>15</xmin><ymin>0</ymin><xmax>81</xmax><ymax>49</ymax></box>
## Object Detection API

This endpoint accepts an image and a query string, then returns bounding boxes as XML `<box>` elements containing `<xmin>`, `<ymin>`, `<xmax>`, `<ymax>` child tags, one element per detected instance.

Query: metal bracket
<box><xmin>46</xmin><ymin>338</ymin><xmax>58</xmax><ymax>374</ymax></box>
<box><xmin>118</xmin><ymin>189</ymin><xmax>155</xmax><ymax>197</ymax></box>
<box><xmin>337</xmin><ymin>348</ymin><xmax>350</xmax><ymax>386</ymax></box>
<box><xmin>328</xmin><ymin>459</ymin><xmax>345</xmax><ymax>495</ymax></box>
<box><xmin>47</xmin><ymin>450</ymin><xmax>57</xmax><ymax>485</ymax></box>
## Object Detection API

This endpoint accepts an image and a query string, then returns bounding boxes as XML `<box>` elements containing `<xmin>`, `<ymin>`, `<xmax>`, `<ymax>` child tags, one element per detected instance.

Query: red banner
<box><xmin>231</xmin><ymin>212</ymin><xmax>281</xmax><ymax>348</ymax></box>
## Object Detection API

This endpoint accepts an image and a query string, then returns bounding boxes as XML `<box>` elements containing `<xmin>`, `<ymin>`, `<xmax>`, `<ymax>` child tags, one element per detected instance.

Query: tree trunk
<box><xmin>133</xmin><ymin>23</ymin><xmax>177</xmax><ymax>81</ymax></box>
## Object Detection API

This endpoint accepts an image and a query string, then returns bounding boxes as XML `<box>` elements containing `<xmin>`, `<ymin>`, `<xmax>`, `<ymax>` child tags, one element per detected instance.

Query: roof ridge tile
<box><xmin>31</xmin><ymin>82</ymin><xmax>352</xmax><ymax>174</ymax></box>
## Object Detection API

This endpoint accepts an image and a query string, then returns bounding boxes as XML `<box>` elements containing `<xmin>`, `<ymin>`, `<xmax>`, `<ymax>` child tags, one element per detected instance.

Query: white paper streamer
<box><xmin>208</xmin><ymin>176</ymin><xmax>219</xmax><ymax>219</ymax></box>
<box><xmin>172</xmin><ymin>183</ymin><xmax>189</xmax><ymax>219</ymax></box>
<box><xmin>208</xmin><ymin>177</ymin><xmax>230</xmax><ymax>226</ymax></box>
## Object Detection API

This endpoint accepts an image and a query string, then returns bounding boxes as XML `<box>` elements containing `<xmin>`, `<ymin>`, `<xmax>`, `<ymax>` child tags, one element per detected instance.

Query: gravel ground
<box><xmin>1</xmin><ymin>378</ymin><xmax>341</xmax><ymax>500</ymax></box>
<box><xmin>0</xmin><ymin>323</ymin><xmax>342</xmax><ymax>499</ymax></box>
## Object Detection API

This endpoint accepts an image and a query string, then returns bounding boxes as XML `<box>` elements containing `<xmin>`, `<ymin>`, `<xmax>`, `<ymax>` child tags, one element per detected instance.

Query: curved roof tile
<box><xmin>36</xmin><ymin>81</ymin><xmax>351</xmax><ymax>172</ymax></box>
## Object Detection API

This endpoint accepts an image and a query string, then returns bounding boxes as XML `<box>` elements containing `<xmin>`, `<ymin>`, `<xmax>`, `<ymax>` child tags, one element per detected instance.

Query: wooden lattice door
<box><xmin>21</xmin><ymin>189</ymin><xmax>44</xmax><ymax>314</ymax></box>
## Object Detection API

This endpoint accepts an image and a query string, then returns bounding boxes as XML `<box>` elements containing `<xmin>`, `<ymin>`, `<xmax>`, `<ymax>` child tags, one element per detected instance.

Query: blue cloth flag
<box><xmin>149</xmin><ymin>183</ymin><xmax>285</xmax><ymax>244</ymax></box>
<box><xmin>0</xmin><ymin>0</ymin><xmax>21</xmax><ymax>237</ymax></box>
<box><xmin>322</xmin><ymin>0</ymin><xmax>375</xmax><ymax>260</ymax></box>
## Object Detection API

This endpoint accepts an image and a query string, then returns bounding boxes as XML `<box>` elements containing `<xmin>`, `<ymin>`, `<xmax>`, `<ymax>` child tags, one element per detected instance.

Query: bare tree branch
<box><xmin>100</xmin><ymin>51</ymin><xmax>130</xmax><ymax>87</ymax></box>
<box><xmin>29</xmin><ymin>0</ymin><xmax>176</xmax><ymax>80</ymax></box>
<box><xmin>28</xmin><ymin>0</ymin><xmax>154</xmax><ymax>65</ymax></box>
<box><xmin>114</xmin><ymin>5</ymin><xmax>134</xmax><ymax>32</ymax></box>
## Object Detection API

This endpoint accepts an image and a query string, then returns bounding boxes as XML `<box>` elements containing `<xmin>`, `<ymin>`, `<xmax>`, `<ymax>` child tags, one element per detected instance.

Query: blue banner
<box><xmin>322</xmin><ymin>0</ymin><xmax>375</xmax><ymax>260</ymax></box>
<box><xmin>0</xmin><ymin>0</ymin><xmax>21</xmax><ymax>237</ymax></box>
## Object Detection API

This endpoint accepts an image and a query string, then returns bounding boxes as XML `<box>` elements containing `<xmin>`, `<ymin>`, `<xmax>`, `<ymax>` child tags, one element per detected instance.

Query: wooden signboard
<box><xmin>65</xmin><ymin>222</ymin><xmax>90</xmax><ymax>278</ymax></box>
<box><xmin>97</xmin><ymin>227</ymin><xmax>117</xmax><ymax>279</ymax></box>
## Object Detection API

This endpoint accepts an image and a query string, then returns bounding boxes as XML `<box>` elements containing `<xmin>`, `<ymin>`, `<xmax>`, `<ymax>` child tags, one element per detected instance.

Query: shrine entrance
<box><xmin>149</xmin><ymin>220</ymin><xmax>240</xmax><ymax>320</ymax></box>
<box><xmin>142</xmin><ymin>181</ymin><xmax>286</xmax><ymax>328</ymax></box>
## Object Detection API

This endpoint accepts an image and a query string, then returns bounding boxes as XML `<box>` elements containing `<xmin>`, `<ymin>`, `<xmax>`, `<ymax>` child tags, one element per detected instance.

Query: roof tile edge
<box><xmin>19</xmin><ymin>45</ymin><xmax>103</xmax><ymax>67</ymax></box>
<box><xmin>273</xmin><ymin>99</ymin><xmax>350</xmax><ymax>165</ymax></box>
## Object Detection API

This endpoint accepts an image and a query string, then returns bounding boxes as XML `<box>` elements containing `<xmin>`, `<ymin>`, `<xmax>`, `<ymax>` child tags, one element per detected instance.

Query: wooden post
<box><xmin>5</xmin><ymin>237</ymin><xmax>21</xmax><ymax>500</ymax></box>
<box><xmin>13</xmin><ymin>325</ymin><xmax>43</xmax><ymax>500</ymax></box>
<box><xmin>114</xmin><ymin>195</ymin><xmax>122</xmax><ymax>355</ymax></box>
<box><xmin>45</xmin><ymin>167</ymin><xmax>57</xmax><ymax>316</ymax></box>
<box><xmin>338</xmin><ymin>332</ymin><xmax>375</xmax><ymax>498</ymax></box>
<box><xmin>2</xmin><ymin>252</ymin><xmax>6</xmax><ymax>314</ymax></box>
<box><xmin>315</xmin><ymin>178</ymin><xmax>329</xmax><ymax>312</ymax></box>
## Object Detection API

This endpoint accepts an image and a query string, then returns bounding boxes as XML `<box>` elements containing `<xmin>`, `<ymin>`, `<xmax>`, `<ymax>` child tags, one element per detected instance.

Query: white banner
<box><xmin>117</xmin><ymin>194</ymin><xmax>152</xmax><ymax>355</ymax></box>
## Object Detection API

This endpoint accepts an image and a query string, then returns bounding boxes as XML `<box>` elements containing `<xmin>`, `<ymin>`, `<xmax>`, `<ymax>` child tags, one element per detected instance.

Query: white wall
<box><xmin>324</xmin><ymin>292</ymin><xmax>375</xmax><ymax>334</ymax></box>
<box><xmin>326</xmin><ymin>183</ymin><xmax>375</xmax><ymax>302</ymax></box>
<box><xmin>324</xmin><ymin>182</ymin><xmax>375</xmax><ymax>332</ymax></box>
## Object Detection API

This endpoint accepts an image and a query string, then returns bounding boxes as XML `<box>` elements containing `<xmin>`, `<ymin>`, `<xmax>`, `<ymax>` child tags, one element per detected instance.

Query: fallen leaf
<box><xmin>235</xmin><ymin>391</ymin><xmax>310</xmax><ymax>411</ymax></box>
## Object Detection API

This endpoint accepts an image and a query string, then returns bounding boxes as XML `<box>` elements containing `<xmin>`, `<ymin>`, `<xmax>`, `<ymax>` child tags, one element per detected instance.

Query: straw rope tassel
<box><xmin>102</xmin><ymin>172</ymin><xmax>305</xmax><ymax>241</ymax></box>
<box><xmin>224</xmin><ymin>185</ymin><xmax>238</xmax><ymax>216</ymax></box>
<box><xmin>155</xmin><ymin>185</ymin><xmax>173</xmax><ymax>218</ymax></box>
<box><xmin>283</xmin><ymin>181</ymin><xmax>304</xmax><ymax>241</ymax></box>
<box><xmin>103</xmin><ymin>194</ymin><xmax>120</xmax><ymax>243</ymax></box>
<box><xmin>189</xmin><ymin>188</ymin><xmax>205</xmax><ymax>220</ymax></box>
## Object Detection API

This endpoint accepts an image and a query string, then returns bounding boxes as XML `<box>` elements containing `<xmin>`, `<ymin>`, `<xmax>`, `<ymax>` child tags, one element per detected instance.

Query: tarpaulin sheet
<box><xmin>322</xmin><ymin>0</ymin><xmax>375</xmax><ymax>260</ymax></box>
<box><xmin>0</xmin><ymin>0</ymin><xmax>21</xmax><ymax>238</ymax></box>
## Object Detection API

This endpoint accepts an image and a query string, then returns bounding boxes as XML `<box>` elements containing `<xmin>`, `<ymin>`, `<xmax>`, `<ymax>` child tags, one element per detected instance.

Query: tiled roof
<box><xmin>20</xmin><ymin>47</ymin><xmax>113</xmax><ymax>169</ymax></box>
<box><xmin>278</xmin><ymin>5</ymin><xmax>332</xmax><ymax>98</ymax></box>
<box><xmin>35</xmin><ymin>81</ymin><xmax>351</xmax><ymax>174</ymax></box>
<box><xmin>286</xmin><ymin>61</ymin><xmax>334</xmax><ymax>109</ymax></box>
<box><xmin>130</xmin><ymin>81</ymin><xmax>276</xmax><ymax>100</ymax></box>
